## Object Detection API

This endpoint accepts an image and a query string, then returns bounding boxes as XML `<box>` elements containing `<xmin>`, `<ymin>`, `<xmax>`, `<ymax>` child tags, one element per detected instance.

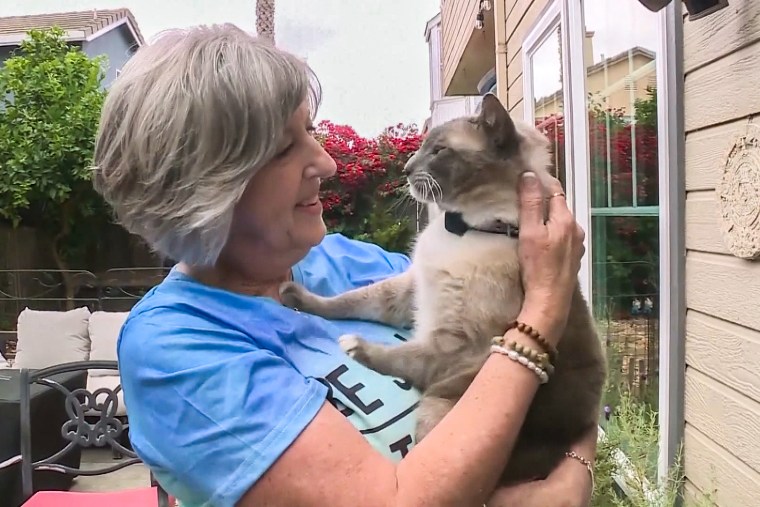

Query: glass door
<box><xmin>580</xmin><ymin>0</ymin><xmax>662</xmax><ymax>414</ymax></box>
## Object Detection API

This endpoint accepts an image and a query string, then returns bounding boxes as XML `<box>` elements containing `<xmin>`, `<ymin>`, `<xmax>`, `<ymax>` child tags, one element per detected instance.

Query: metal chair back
<box><xmin>17</xmin><ymin>360</ymin><xmax>169</xmax><ymax>505</ymax></box>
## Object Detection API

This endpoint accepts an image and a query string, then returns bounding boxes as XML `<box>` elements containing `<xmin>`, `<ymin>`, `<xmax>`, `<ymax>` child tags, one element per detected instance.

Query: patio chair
<box><xmin>0</xmin><ymin>360</ymin><xmax>171</xmax><ymax>507</ymax></box>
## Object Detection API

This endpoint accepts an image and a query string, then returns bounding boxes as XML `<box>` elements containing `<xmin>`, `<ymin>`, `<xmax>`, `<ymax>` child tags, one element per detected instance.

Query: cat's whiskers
<box><xmin>388</xmin><ymin>190</ymin><xmax>414</xmax><ymax>214</ymax></box>
<box><xmin>416</xmin><ymin>172</ymin><xmax>442</xmax><ymax>204</ymax></box>
<box><xmin>428</xmin><ymin>175</ymin><xmax>443</xmax><ymax>203</ymax></box>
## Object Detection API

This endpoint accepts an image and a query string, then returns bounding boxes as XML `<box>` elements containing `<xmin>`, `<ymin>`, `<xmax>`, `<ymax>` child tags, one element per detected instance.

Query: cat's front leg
<box><xmin>339</xmin><ymin>333</ymin><xmax>436</xmax><ymax>390</ymax></box>
<box><xmin>279</xmin><ymin>268</ymin><xmax>415</xmax><ymax>328</ymax></box>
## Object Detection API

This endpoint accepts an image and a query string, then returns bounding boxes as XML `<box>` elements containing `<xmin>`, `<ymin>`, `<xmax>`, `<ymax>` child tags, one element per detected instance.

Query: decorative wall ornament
<box><xmin>717</xmin><ymin>123</ymin><xmax>760</xmax><ymax>260</ymax></box>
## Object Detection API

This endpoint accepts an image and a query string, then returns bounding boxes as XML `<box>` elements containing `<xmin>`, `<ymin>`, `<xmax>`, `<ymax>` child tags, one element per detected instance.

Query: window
<box><xmin>580</xmin><ymin>0</ymin><xmax>662</xmax><ymax>419</ymax></box>
<box><xmin>524</xmin><ymin>0</ymin><xmax>684</xmax><ymax>481</ymax></box>
<box><xmin>523</xmin><ymin>1</ymin><xmax>567</xmax><ymax>188</ymax></box>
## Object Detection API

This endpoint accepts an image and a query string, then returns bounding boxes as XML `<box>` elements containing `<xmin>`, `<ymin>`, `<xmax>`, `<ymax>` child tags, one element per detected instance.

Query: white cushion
<box><xmin>88</xmin><ymin>311</ymin><xmax>129</xmax><ymax>377</ymax></box>
<box><xmin>14</xmin><ymin>307</ymin><xmax>91</xmax><ymax>369</ymax></box>
<box><xmin>85</xmin><ymin>374</ymin><xmax>127</xmax><ymax>417</ymax></box>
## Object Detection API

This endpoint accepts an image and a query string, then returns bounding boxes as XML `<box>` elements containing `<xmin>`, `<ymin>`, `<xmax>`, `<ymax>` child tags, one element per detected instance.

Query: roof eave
<box><xmin>85</xmin><ymin>17</ymin><xmax>144</xmax><ymax>47</ymax></box>
<box><xmin>0</xmin><ymin>16</ymin><xmax>144</xmax><ymax>49</ymax></box>
<box><xmin>0</xmin><ymin>29</ymin><xmax>85</xmax><ymax>47</ymax></box>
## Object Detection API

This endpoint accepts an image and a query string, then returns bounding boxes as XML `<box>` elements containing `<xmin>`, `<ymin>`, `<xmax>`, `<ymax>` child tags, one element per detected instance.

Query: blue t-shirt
<box><xmin>117</xmin><ymin>234</ymin><xmax>420</xmax><ymax>507</ymax></box>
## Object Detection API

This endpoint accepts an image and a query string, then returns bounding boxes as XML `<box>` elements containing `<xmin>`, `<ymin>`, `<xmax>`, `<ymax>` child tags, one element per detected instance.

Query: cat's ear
<box><xmin>478</xmin><ymin>93</ymin><xmax>518</xmax><ymax>149</ymax></box>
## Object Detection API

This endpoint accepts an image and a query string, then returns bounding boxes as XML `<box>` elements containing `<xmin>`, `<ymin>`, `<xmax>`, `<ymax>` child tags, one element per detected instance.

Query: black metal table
<box><xmin>0</xmin><ymin>369</ymin><xmax>87</xmax><ymax>507</ymax></box>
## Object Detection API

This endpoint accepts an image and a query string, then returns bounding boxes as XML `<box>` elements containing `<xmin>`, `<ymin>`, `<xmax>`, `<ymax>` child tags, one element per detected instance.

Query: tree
<box><xmin>256</xmin><ymin>0</ymin><xmax>275</xmax><ymax>43</ymax></box>
<box><xmin>0</xmin><ymin>27</ymin><xmax>109</xmax><ymax>303</ymax></box>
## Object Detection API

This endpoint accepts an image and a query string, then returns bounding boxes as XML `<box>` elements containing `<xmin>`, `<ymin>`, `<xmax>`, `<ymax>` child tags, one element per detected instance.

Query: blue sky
<box><xmin>1</xmin><ymin>0</ymin><xmax>440</xmax><ymax>137</ymax></box>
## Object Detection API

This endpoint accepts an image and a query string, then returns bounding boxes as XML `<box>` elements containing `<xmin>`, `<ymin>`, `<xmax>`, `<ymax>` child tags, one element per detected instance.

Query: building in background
<box><xmin>423</xmin><ymin>11</ymin><xmax>482</xmax><ymax>135</ymax></box>
<box><xmin>421</xmin><ymin>12</ymin><xmax>483</xmax><ymax>225</ymax></box>
<box><xmin>435</xmin><ymin>0</ymin><xmax>760</xmax><ymax>505</ymax></box>
<box><xmin>0</xmin><ymin>9</ymin><xmax>145</xmax><ymax>87</ymax></box>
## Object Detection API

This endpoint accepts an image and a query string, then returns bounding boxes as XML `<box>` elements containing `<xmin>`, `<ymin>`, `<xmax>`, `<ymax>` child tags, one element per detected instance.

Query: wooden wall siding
<box><xmin>684</xmin><ymin>424</ymin><xmax>760</xmax><ymax>507</ymax></box>
<box><xmin>686</xmin><ymin>252</ymin><xmax>760</xmax><ymax>337</ymax></box>
<box><xmin>683</xmin><ymin>119</ymin><xmax>747</xmax><ymax>191</ymax></box>
<box><xmin>508</xmin><ymin>98</ymin><xmax>524</xmax><ymax>120</ymax></box>
<box><xmin>441</xmin><ymin>0</ymin><xmax>479</xmax><ymax>94</ymax></box>
<box><xmin>504</xmin><ymin>0</ymin><xmax>550</xmax><ymax>113</ymax></box>
<box><xmin>683</xmin><ymin>0</ymin><xmax>760</xmax><ymax>74</ymax></box>
<box><xmin>683</xmin><ymin>2</ymin><xmax>760</xmax><ymax>504</ymax></box>
<box><xmin>685</xmin><ymin>311</ymin><xmax>760</xmax><ymax>406</ymax></box>
<box><xmin>684</xmin><ymin>191</ymin><xmax>728</xmax><ymax>255</ymax></box>
<box><xmin>684</xmin><ymin>41</ymin><xmax>760</xmax><ymax>132</ymax></box>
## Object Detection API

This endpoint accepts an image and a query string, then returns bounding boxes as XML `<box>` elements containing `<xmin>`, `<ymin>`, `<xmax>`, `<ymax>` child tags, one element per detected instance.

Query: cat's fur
<box><xmin>279</xmin><ymin>94</ymin><xmax>606</xmax><ymax>485</ymax></box>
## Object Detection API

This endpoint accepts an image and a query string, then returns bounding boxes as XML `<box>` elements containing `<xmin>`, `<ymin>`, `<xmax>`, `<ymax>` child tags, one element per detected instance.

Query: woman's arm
<box><xmin>487</xmin><ymin>424</ymin><xmax>598</xmax><ymax>507</ymax></box>
<box><xmin>239</xmin><ymin>173</ymin><xmax>586</xmax><ymax>507</ymax></box>
<box><xmin>240</xmin><ymin>315</ymin><xmax>552</xmax><ymax>507</ymax></box>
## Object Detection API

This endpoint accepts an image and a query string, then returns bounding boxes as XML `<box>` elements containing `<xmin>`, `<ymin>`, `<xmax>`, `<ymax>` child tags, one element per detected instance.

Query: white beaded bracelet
<box><xmin>490</xmin><ymin>344</ymin><xmax>550</xmax><ymax>384</ymax></box>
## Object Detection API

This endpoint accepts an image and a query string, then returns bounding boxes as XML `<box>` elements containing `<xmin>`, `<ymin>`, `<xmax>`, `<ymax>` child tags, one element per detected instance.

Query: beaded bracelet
<box><xmin>491</xmin><ymin>335</ymin><xmax>555</xmax><ymax>374</ymax></box>
<box><xmin>505</xmin><ymin>320</ymin><xmax>559</xmax><ymax>362</ymax></box>
<box><xmin>490</xmin><ymin>344</ymin><xmax>549</xmax><ymax>384</ymax></box>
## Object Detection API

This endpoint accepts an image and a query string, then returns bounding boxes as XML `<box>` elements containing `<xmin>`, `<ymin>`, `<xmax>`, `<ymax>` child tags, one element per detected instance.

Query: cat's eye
<box><xmin>431</xmin><ymin>145</ymin><xmax>446</xmax><ymax>155</ymax></box>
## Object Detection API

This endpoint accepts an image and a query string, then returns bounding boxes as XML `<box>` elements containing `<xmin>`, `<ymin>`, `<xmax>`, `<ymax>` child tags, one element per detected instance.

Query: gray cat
<box><xmin>280</xmin><ymin>94</ymin><xmax>606</xmax><ymax>485</ymax></box>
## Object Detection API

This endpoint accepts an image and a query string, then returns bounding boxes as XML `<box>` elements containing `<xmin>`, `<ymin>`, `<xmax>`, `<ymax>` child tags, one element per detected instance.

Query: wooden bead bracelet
<box><xmin>505</xmin><ymin>320</ymin><xmax>558</xmax><ymax>362</ymax></box>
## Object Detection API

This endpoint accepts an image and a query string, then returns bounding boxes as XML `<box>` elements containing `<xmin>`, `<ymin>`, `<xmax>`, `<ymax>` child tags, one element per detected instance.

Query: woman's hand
<box><xmin>516</xmin><ymin>172</ymin><xmax>585</xmax><ymax>344</ymax></box>
<box><xmin>486</xmin><ymin>425</ymin><xmax>598</xmax><ymax>507</ymax></box>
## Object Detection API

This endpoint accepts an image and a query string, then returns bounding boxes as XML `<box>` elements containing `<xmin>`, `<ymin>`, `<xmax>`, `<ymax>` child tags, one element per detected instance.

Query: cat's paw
<box><xmin>279</xmin><ymin>281</ymin><xmax>309</xmax><ymax>310</ymax></box>
<box><xmin>338</xmin><ymin>334</ymin><xmax>365</xmax><ymax>358</ymax></box>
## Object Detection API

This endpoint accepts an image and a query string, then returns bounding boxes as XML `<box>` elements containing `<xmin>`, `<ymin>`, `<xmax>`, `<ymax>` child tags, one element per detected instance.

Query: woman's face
<box><xmin>226</xmin><ymin>101</ymin><xmax>337</xmax><ymax>264</ymax></box>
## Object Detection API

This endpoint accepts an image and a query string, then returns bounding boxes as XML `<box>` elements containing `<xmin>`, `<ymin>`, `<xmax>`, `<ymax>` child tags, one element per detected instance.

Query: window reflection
<box><xmin>529</xmin><ymin>25</ymin><xmax>565</xmax><ymax>186</ymax></box>
<box><xmin>582</xmin><ymin>0</ymin><xmax>661</xmax><ymax>414</ymax></box>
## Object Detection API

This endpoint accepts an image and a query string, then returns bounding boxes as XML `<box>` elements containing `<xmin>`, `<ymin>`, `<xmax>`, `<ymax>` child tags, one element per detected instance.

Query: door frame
<box><xmin>655</xmin><ymin>0</ymin><xmax>686</xmax><ymax>481</ymax></box>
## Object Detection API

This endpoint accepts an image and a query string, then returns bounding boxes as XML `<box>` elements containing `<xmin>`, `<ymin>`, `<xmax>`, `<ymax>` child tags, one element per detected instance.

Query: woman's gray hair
<box><xmin>92</xmin><ymin>24</ymin><xmax>321</xmax><ymax>266</ymax></box>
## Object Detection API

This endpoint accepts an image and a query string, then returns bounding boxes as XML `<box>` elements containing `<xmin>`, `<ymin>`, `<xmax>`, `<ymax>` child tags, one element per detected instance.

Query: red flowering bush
<box><xmin>315</xmin><ymin>120</ymin><xmax>422</xmax><ymax>253</ymax></box>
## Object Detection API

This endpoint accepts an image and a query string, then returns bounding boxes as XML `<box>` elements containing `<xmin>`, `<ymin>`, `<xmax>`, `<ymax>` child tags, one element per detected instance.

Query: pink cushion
<box><xmin>22</xmin><ymin>487</ymin><xmax>161</xmax><ymax>507</ymax></box>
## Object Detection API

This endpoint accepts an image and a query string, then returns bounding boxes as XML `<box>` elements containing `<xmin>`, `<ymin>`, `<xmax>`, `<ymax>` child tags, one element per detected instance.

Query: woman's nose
<box><xmin>311</xmin><ymin>147</ymin><xmax>337</xmax><ymax>179</ymax></box>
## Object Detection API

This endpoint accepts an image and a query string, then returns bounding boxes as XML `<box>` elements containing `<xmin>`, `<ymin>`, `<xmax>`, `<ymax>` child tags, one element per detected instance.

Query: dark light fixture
<box><xmin>637</xmin><ymin>0</ymin><xmax>729</xmax><ymax>20</ymax></box>
<box><xmin>683</xmin><ymin>0</ymin><xmax>730</xmax><ymax>20</ymax></box>
<box><xmin>637</xmin><ymin>0</ymin><xmax>673</xmax><ymax>11</ymax></box>
<box><xmin>475</xmin><ymin>11</ymin><xmax>484</xmax><ymax>30</ymax></box>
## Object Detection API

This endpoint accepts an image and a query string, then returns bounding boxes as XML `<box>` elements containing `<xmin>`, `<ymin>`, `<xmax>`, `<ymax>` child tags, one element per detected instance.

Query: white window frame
<box><xmin>655</xmin><ymin>1</ymin><xmax>685</xmax><ymax>482</ymax></box>
<box><xmin>522</xmin><ymin>0</ymin><xmax>592</xmax><ymax>303</ymax></box>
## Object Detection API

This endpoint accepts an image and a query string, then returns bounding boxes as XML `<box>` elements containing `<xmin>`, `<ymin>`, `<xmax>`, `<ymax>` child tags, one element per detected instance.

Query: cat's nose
<box><xmin>403</xmin><ymin>153</ymin><xmax>417</xmax><ymax>175</ymax></box>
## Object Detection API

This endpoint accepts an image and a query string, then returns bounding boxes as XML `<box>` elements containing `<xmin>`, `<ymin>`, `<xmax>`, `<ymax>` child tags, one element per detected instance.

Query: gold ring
<box><xmin>548</xmin><ymin>192</ymin><xmax>566</xmax><ymax>199</ymax></box>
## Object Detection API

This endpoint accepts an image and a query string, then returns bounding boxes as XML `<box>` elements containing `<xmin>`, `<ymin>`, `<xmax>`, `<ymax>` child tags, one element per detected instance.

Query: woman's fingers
<box><xmin>518</xmin><ymin>172</ymin><xmax>546</xmax><ymax>228</ymax></box>
<box><xmin>544</xmin><ymin>180</ymin><xmax>575</xmax><ymax>231</ymax></box>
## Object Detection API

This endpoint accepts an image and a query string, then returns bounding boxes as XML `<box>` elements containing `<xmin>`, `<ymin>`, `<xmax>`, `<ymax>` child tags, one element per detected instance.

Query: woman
<box><xmin>93</xmin><ymin>24</ymin><xmax>596</xmax><ymax>507</ymax></box>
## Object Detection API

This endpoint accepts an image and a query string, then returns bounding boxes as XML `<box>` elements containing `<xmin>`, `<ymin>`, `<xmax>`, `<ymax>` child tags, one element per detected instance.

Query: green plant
<box><xmin>0</xmin><ymin>27</ymin><xmax>109</xmax><ymax>302</ymax></box>
<box><xmin>353</xmin><ymin>201</ymin><xmax>416</xmax><ymax>254</ymax></box>
<box><xmin>591</xmin><ymin>390</ymin><xmax>716</xmax><ymax>507</ymax></box>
